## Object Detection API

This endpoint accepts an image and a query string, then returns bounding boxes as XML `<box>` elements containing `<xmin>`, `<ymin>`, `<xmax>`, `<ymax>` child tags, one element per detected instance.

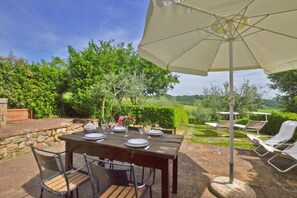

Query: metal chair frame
<box><xmin>84</xmin><ymin>154</ymin><xmax>155</xmax><ymax>198</ymax></box>
<box><xmin>31</xmin><ymin>145</ymin><xmax>88</xmax><ymax>198</ymax></box>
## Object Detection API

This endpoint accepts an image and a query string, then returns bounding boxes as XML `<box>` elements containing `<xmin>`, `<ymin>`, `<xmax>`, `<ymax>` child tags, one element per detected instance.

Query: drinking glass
<box><xmin>138</xmin><ymin>125</ymin><xmax>145</xmax><ymax>135</ymax></box>
<box><xmin>101</xmin><ymin>119</ymin><xmax>107</xmax><ymax>134</ymax></box>
<box><xmin>124</xmin><ymin>124</ymin><xmax>129</xmax><ymax>137</ymax></box>
<box><xmin>109</xmin><ymin>117</ymin><xmax>115</xmax><ymax>134</ymax></box>
<box><xmin>145</xmin><ymin>124</ymin><xmax>152</xmax><ymax>138</ymax></box>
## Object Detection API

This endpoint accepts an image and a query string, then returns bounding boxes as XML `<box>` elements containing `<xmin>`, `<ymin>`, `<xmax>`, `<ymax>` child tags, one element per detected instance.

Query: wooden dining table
<box><xmin>59</xmin><ymin>128</ymin><xmax>183</xmax><ymax>198</ymax></box>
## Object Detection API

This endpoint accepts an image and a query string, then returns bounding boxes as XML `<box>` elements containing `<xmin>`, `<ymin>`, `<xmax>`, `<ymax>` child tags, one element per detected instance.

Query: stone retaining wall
<box><xmin>0</xmin><ymin>123</ymin><xmax>83</xmax><ymax>161</ymax></box>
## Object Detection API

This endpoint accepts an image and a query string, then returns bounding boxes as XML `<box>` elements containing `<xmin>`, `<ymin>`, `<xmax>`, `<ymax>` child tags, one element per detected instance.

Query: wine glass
<box><xmin>138</xmin><ymin>125</ymin><xmax>145</xmax><ymax>135</ymax></box>
<box><xmin>145</xmin><ymin>123</ymin><xmax>152</xmax><ymax>138</ymax></box>
<box><xmin>124</xmin><ymin>124</ymin><xmax>129</xmax><ymax>137</ymax></box>
<box><xmin>101</xmin><ymin>119</ymin><xmax>107</xmax><ymax>134</ymax></box>
<box><xmin>109</xmin><ymin>117</ymin><xmax>116</xmax><ymax>134</ymax></box>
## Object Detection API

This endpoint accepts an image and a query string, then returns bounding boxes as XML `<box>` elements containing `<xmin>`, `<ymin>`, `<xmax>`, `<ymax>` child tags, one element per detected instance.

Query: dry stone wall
<box><xmin>0</xmin><ymin>124</ymin><xmax>83</xmax><ymax>161</ymax></box>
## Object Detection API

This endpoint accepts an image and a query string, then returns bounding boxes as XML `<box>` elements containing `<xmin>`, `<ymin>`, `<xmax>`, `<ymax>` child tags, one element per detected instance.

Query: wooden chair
<box><xmin>31</xmin><ymin>145</ymin><xmax>89</xmax><ymax>198</ymax></box>
<box><xmin>84</xmin><ymin>154</ymin><xmax>155</xmax><ymax>198</ymax></box>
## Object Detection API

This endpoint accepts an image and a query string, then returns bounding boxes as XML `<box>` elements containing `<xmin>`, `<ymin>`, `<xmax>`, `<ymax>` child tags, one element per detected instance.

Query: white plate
<box><xmin>127</xmin><ymin>138</ymin><xmax>148</xmax><ymax>145</ymax></box>
<box><xmin>125</xmin><ymin>141</ymin><xmax>149</xmax><ymax>148</ymax></box>
<box><xmin>83</xmin><ymin>133</ymin><xmax>105</xmax><ymax>140</ymax></box>
<box><xmin>112</xmin><ymin>126</ymin><xmax>126</xmax><ymax>132</ymax></box>
<box><xmin>148</xmin><ymin>130</ymin><xmax>164</xmax><ymax>136</ymax></box>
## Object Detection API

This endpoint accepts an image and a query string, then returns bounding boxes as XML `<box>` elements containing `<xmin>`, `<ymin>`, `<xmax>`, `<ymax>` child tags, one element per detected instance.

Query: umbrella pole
<box><xmin>209</xmin><ymin>21</ymin><xmax>255</xmax><ymax>198</ymax></box>
<box><xmin>228</xmin><ymin>23</ymin><xmax>235</xmax><ymax>184</ymax></box>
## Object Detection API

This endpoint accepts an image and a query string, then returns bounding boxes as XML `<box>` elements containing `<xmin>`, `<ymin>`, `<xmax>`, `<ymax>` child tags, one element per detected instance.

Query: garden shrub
<box><xmin>119</xmin><ymin>105</ymin><xmax>188</xmax><ymax>128</ymax></box>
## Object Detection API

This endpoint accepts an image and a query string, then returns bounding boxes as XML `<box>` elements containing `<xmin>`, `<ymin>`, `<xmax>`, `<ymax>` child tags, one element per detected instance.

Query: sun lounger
<box><xmin>205</xmin><ymin>112</ymin><xmax>240</xmax><ymax>136</ymax></box>
<box><xmin>237</xmin><ymin>112</ymin><xmax>271</xmax><ymax>136</ymax></box>
<box><xmin>248</xmin><ymin>120</ymin><xmax>297</xmax><ymax>156</ymax></box>
<box><xmin>243</xmin><ymin>120</ymin><xmax>268</xmax><ymax>136</ymax></box>
<box><xmin>205</xmin><ymin>120</ymin><xmax>232</xmax><ymax>136</ymax></box>
<box><xmin>260</xmin><ymin>142</ymin><xmax>297</xmax><ymax>172</ymax></box>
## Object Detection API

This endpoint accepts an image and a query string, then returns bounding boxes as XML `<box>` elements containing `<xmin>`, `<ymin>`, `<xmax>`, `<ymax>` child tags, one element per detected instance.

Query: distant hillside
<box><xmin>263</xmin><ymin>98</ymin><xmax>281</xmax><ymax>108</ymax></box>
<box><xmin>166</xmin><ymin>95</ymin><xmax>280</xmax><ymax>108</ymax></box>
<box><xmin>165</xmin><ymin>94</ymin><xmax>203</xmax><ymax>106</ymax></box>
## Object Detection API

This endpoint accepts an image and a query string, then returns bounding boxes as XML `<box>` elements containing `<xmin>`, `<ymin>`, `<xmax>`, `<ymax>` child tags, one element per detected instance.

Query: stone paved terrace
<box><xmin>0</xmin><ymin>121</ymin><xmax>297</xmax><ymax>197</ymax></box>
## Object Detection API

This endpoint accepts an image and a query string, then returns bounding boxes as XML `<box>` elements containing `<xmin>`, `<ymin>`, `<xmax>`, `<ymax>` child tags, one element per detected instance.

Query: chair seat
<box><xmin>101</xmin><ymin>185</ymin><xmax>145</xmax><ymax>198</ymax></box>
<box><xmin>44</xmin><ymin>171</ymin><xmax>89</xmax><ymax>193</ymax></box>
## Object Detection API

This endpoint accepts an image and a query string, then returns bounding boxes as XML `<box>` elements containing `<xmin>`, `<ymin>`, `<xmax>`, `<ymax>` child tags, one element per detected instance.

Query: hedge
<box><xmin>119</xmin><ymin>105</ymin><xmax>188</xmax><ymax>128</ymax></box>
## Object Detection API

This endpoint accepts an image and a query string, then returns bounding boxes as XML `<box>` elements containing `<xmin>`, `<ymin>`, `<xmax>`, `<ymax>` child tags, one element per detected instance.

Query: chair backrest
<box><xmin>246</xmin><ymin>121</ymin><xmax>267</xmax><ymax>131</ymax></box>
<box><xmin>84</xmin><ymin>154</ymin><xmax>138</xmax><ymax>197</ymax></box>
<box><xmin>217</xmin><ymin>120</ymin><xmax>231</xmax><ymax>128</ymax></box>
<box><xmin>266</xmin><ymin>121</ymin><xmax>297</xmax><ymax>144</ymax></box>
<box><xmin>30</xmin><ymin>145</ymin><xmax>66</xmax><ymax>182</ymax></box>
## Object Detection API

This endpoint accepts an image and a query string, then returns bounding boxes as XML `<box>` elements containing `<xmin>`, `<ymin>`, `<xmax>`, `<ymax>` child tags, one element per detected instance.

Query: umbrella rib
<box><xmin>239</xmin><ymin>29</ymin><xmax>264</xmax><ymax>39</ymax></box>
<box><xmin>233</xmin><ymin>15</ymin><xmax>268</xmax><ymax>40</ymax></box>
<box><xmin>231</xmin><ymin>8</ymin><xmax>248</xmax><ymax>39</ymax></box>
<box><xmin>233</xmin><ymin>28</ymin><xmax>262</xmax><ymax>69</ymax></box>
<box><xmin>208</xmin><ymin>37</ymin><xmax>226</xmax><ymax>71</ymax></box>
<box><xmin>139</xmin><ymin>24</ymin><xmax>217</xmax><ymax>46</ymax></box>
<box><xmin>175</xmin><ymin>2</ymin><xmax>216</xmax><ymax>17</ymax></box>
<box><xmin>166</xmin><ymin>24</ymin><xmax>228</xmax><ymax>66</ymax></box>
<box><xmin>244</xmin><ymin>23</ymin><xmax>297</xmax><ymax>40</ymax></box>
<box><xmin>247</xmin><ymin>8</ymin><xmax>297</xmax><ymax>19</ymax></box>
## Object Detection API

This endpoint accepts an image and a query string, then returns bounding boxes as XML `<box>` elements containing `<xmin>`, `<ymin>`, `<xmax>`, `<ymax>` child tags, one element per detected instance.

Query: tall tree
<box><xmin>201</xmin><ymin>80</ymin><xmax>264</xmax><ymax>120</ymax></box>
<box><xmin>67</xmin><ymin>40</ymin><xmax>179</xmax><ymax>118</ymax></box>
<box><xmin>268</xmin><ymin>70</ymin><xmax>297</xmax><ymax>112</ymax></box>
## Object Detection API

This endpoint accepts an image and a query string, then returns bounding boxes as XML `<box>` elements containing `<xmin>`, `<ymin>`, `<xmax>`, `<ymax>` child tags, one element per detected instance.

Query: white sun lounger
<box><xmin>238</xmin><ymin>112</ymin><xmax>271</xmax><ymax>136</ymax></box>
<box><xmin>261</xmin><ymin>142</ymin><xmax>297</xmax><ymax>172</ymax></box>
<box><xmin>205</xmin><ymin>112</ymin><xmax>239</xmax><ymax>136</ymax></box>
<box><xmin>248</xmin><ymin>120</ymin><xmax>297</xmax><ymax>156</ymax></box>
<box><xmin>205</xmin><ymin>120</ymin><xmax>233</xmax><ymax>136</ymax></box>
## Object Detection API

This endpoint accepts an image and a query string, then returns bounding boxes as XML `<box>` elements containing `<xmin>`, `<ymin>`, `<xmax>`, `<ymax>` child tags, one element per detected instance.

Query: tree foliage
<box><xmin>199</xmin><ymin>79</ymin><xmax>264</xmax><ymax>121</ymax></box>
<box><xmin>0</xmin><ymin>40</ymin><xmax>179</xmax><ymax>119</ymax></box>
<box><xmin>67</xmin><ymin>40</ymin><xmax>179</xmax><ymax>118</ymax></box>
<box><xmin>268</xmin><ymin>70</ymin><xmax>297</xmax><ymax>112</ymax></box>
<box><xmin>0</xmin><ymin>54</ymin><xmax>67</xmax><ymax>118</ymax></box>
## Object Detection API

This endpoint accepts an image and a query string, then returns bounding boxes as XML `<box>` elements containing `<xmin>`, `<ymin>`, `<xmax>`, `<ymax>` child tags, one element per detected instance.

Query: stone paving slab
<box><xmin>0</xmin><ymin>141</ymin><xmax>297</xmax><ymax>197</ymax></box>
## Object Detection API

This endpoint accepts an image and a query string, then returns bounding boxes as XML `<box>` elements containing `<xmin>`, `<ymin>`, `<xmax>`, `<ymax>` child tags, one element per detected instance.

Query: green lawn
<box><xmin>258</xmin><ymin>107</ymin><xmax>281</xmax><ymax>113</ymax></box>
<box><xmin>180</xmin><ymin>124</ymin><xmax>258</xmax><ymax>149</ymax></box>
<box><xmin>179</xmin><ymin>104</ymin><xmax>196</xmax><ymax>111</ymax></box>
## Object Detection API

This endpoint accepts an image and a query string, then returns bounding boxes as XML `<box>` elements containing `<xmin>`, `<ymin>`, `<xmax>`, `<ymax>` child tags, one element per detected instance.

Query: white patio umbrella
<box><xmin>138</xmin><ymin>0</ymin><xmax>297</xmax><ymax>195</ymax></box>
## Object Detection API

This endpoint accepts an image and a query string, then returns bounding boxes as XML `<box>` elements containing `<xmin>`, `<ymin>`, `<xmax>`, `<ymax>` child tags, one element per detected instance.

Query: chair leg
<box><xmin>254</xmin><ymin>145</ymin><xmax>269</xmax><ymax>156</ymax></box>
<box><xmin>268</xmin><ymin>155</ymin><xmax>297</xmax><ymax>172</ymax></box>
<box><xmin>141</xmin><ymin>167</ymin><xmax>145</xmax><ymax>183</ymax></box>
<box><xmin>76</xmin><ymin>188</ymin><xmax>79</xmax><ymax>198</ymax></box>
<box><xmin>39</xmin><ymin>188</ymin><xmax>44</xmax><ymax>198</ymax></box>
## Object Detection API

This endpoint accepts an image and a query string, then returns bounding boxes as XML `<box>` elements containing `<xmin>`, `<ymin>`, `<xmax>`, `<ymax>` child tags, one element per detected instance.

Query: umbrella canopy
<box><xmin>138</xmin><ymin>0</ymin><xmax>297</xmax><ymax>184</ymax></box>
<box><xmin>139</xmin><ymin>0</ymin><xmax>297</xmax><ymax>76</ymax></box>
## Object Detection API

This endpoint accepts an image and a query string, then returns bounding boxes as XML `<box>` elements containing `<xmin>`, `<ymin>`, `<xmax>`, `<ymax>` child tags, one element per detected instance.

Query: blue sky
<box><xmin>1</xmin><ymin>0</ymin><xmax>278</xmax><ymax>98</ymax></box>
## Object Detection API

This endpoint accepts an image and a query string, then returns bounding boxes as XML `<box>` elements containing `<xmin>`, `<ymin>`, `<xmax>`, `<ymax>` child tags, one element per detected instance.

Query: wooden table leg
<box><xmin>65</xmin><ymin>142</ymin><xmax>73</xmax><ymax>170</ymax></box>
<box><xmin>161</xmin><ymin>160</ymin><xmax>169</xmax><ymax>198</ymax></box>
<box><xmin>172</xmin><ymin>156</ymin><xmax>178</xmax><ymax>194</ymax></box>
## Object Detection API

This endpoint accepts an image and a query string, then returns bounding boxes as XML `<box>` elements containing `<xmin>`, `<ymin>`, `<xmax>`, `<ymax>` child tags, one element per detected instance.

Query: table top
<box><xmin>59</xmin><ymin>129</ymin><xmax>184</xmax><ymax>160</ymax></box>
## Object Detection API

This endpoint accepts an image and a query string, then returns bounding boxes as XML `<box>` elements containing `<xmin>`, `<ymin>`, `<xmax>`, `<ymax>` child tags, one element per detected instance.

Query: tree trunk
<box><xmin>101</xmin><ymin>97</ymin><xmax>106</xmax><ymax>120</ymax></box>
